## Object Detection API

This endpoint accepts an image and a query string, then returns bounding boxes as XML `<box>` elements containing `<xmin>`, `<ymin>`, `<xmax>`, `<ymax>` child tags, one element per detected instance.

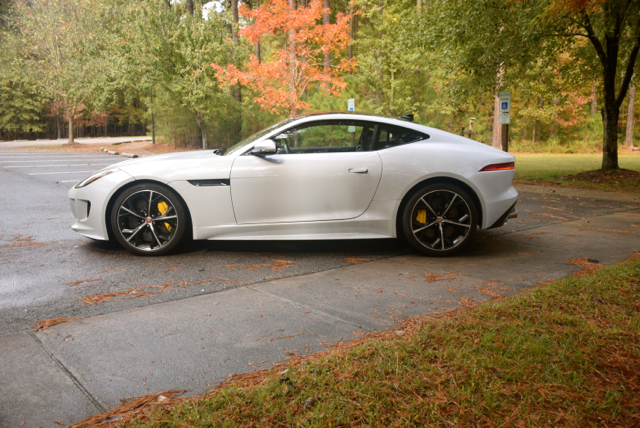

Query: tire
<box><xmin>110</xmin><ymin>183</ymin><xmax>188</xmax><ymax>256</ymax></box>
<box><xmin>401</xmin><ymin>183</ymin><xmax>478</xmax><ymax>257</ymax></box>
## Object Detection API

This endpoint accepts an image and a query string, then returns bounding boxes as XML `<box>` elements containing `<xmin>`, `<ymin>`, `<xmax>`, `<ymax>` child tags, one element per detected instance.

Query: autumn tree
<box><xmin>118</xmin><ymin>0</ymin><xmax>244</xmax><ymax>149</ymax></box>
<box><xmin>425</xmin><ymin>0</ymin><xmax>639</xmax><ymax>170</ymax></box>
<box><xmin>212</xmin><ymin>0</ymin><xmax>357</xmax><ymax>115</ymax></box>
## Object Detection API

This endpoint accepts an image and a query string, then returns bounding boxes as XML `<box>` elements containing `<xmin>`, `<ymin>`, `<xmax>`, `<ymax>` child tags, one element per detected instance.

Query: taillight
<box><xmin>480</xmin><ymin>162</ymin><xmax>515</xmax><ymax>172</ymax></box>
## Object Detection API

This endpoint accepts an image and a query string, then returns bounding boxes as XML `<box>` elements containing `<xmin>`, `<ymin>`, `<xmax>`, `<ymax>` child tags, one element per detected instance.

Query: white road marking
<box><xmin>28</xmin><ymin>171</ymin><xmax>95</xmax><ymax>175</ymax></box>
<box><xmin>4</xmin><ymin>164</ymin><xmax>116</xmax><ymax>168</ymax></box>
<box><xmin>60</xmin><ymin>180</ymin><xmax>81</xmax><ymax>183</ymax></box>
<box><xmin>0</xmin><ymin>158</ymin><xmax>114</xmax><ymax>162</ymax></box>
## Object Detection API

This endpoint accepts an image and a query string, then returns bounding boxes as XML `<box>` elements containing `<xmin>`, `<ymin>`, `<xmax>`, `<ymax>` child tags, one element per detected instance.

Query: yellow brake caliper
<box><xmin>157</xmin><ymin>201</ymin><xmax>173</xmax><ymax>232</ymax></box>
<box><xmin>416</xmin><ymin>210</ymin><xmax>427</xmax><ymax>224</ymax></box>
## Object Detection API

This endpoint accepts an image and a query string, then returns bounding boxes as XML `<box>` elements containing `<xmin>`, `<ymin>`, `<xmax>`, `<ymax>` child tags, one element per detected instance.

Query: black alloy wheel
<box><xmin>402</xmin><ymin>183</ymin><xmax>477</xmax><ymax>256</ymax></box>
<box><xmin>110</xmin><ymin>183</ymin><xmax>187</xmax><ymax>256</ymax></box>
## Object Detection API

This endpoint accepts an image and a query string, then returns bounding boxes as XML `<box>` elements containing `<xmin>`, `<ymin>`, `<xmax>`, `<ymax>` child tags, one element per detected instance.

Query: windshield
<box><xmin>223</xmin><ymin>117</ymin><xmax>298</xmax><ymax>156</ymax></box>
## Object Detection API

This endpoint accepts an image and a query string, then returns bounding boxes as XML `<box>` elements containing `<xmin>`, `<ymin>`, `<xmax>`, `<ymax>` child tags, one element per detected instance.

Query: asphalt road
<box><xmin>1</xmin><ymin>149</ymin><xmax>638</xmax><ymax>336</ymax></box>
<box><xmin>2</xmin><ymin>148</ymin><xmax>640</xmax><ymax>427</ymax></box>
<box><xmin>0</xmin><ymin>149</ymin><xmax>410</xmax><ymax>334</ymax></box>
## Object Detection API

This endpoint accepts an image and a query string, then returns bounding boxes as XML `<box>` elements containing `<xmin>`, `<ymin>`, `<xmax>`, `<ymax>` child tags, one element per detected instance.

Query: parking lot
<box><xmin>1</xmin><ymin>148</ymin><xmax>639</xmax><ymax>427</ymax></box>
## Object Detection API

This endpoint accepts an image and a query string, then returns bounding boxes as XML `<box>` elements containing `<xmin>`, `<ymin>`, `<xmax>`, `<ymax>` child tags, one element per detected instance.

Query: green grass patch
<box><xmin>80</xmin><ymin>256</ymin><xmax>640</xmax><ymax>427</ymax></box>
<box><xmin>514</xmin><ymin>153</ymin><xmax>640</xmax><ymax>192</ymax></box>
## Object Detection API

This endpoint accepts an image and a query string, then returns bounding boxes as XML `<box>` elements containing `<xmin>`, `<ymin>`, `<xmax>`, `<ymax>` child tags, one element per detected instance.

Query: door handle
<box><xmin>348</xmin><ymin>167</ymin><xmax>368</xmax><ymax>174</ymax></box>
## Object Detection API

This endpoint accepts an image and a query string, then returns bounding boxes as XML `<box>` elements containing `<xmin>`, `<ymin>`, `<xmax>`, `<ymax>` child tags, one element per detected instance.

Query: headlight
<box><xmin>74</xmin><ymin>169</ymin><xmax>117</xmax><ymax>188</ymax></box>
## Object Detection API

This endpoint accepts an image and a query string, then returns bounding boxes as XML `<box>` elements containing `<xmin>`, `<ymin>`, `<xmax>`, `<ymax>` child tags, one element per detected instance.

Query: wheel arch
<box><xmin>395</xmin><ymin>176</ymin><xmax>484</xmax><ymax>238</ymax></box>
<box><xmin>104</xmin><ymin>179</ymin><xmax>194</xmax><ymax>241</ymax></box>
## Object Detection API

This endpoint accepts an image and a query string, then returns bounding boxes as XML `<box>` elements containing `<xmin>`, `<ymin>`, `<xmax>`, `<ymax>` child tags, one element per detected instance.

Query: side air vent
<box><xmin>187</xmin><ymin>179</ymin><xmax>230</xmax><ymax>187</ymax></box>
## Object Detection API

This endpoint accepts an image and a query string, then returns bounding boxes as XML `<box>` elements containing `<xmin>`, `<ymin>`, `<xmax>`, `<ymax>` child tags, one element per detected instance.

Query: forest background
<box><xmin>1</xmin><ymin>0</ymin><xmax>639</xmax><ymax>170</ymax></box>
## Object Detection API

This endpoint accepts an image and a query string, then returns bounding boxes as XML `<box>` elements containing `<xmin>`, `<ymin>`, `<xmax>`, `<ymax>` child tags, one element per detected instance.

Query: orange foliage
<box><xmin>544</xmin><ymin>0</ymin><xmax>603</xmax><ymax>13</ymax></box>
<box><xmin>211</xmin><ymin>0</ymin><xmax>357</xmax><ymax>115</ymax></box>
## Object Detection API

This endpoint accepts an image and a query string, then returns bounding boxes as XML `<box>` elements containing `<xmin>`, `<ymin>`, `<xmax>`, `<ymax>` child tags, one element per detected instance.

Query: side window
<box><xmin>272</xmin><ymin>121</ymin><xmax>376</xmax><ymax>154</ymax></box>
<box><xmin>373</xmin><ymin>124</ymin><xmax>428</xmax><ymax>151</ymax></box>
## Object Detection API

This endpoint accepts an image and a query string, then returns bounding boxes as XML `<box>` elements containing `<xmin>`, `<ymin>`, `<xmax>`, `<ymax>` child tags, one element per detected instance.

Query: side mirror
<box><xmin>251</xmin><ymin>139</ymin><xmax>277</xmax><ymax>156</ymax></box>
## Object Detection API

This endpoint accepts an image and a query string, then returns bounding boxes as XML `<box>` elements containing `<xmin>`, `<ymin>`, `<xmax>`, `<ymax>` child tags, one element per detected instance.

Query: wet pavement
<box><xmin>1</xmin><ymin>149</ymin><xmax>639</xmax><ymax>427</ymax></box>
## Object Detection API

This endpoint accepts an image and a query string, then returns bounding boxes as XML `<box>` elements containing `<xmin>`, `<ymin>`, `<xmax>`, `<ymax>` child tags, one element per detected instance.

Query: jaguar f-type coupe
<box><xmin>68</xmin><ymin>112</ymin><xmax>517</xmax><ymax>256</ymax></box>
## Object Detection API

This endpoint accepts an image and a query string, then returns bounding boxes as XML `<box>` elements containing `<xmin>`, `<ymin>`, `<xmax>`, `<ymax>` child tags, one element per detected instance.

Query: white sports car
<box><xmin>68</xmin><ymin>112</ymin><xmax>517</xmax><ymax>256</ymax></box>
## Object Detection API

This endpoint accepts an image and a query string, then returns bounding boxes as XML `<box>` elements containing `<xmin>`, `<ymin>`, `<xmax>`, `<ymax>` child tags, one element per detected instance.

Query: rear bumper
<box><xmin>488</xmin><ymin>202</ymin><xmax>517</xmax><ymax>229</ymax></box>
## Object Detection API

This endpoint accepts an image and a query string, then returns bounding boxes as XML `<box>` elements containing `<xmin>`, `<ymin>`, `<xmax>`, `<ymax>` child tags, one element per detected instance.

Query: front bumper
<box><xmin>68</xmin><ymin>170</ymin><xmax>135</xmax><ymax>240</ymax></box>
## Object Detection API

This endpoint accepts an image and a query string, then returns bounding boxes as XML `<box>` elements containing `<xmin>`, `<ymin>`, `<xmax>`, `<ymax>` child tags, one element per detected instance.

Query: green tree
<box><xmin>7</xmin><ymin>0</ymin><xmax>111</xmax><ymax>144</ymax></box>
<box><xmin>426</xmin><ymin>0</ymin><xmax>639</xmax><ymax>170</ymax></box>
<box><xmin>118</xmin><ymin>0</ymin><xmax>244</xmax><ymax>149</ymax></box>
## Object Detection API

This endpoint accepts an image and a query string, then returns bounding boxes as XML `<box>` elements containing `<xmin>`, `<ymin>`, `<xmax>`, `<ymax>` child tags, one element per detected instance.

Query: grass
<box><xmin>514</xmin><ymin>153</ymin><xmax>640</xmax><ymax>192</ymax></box>
<box><xmin>74</xmin><ymin>255</ymin><xmax>640</xmax><ymax>427</ymax></box>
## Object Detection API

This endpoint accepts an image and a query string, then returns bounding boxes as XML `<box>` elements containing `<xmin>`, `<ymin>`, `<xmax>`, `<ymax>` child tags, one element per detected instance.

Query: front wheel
<box><xmin>110</xmin><ymin>183</ymin><xmax>188</xmax><ymax>256</ymax></box>
<box><xmin>401</xmin><ymin>183</ymin><xmax>478</xmax><ymax>256</ymax></box>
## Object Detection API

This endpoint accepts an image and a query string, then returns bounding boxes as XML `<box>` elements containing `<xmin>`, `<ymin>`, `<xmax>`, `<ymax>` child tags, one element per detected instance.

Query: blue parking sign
<box><xmin>501</xmin><ymin>102</ymin><xmax>508</xmax><ymax>110</ymax></box>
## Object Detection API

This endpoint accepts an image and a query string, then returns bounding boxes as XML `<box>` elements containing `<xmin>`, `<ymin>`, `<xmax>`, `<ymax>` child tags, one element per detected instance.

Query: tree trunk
<box><xmin>186</xmin><ymin>0</ymin><xmax>194</xmax><ymax>15</ymax></box>
<box><xmin>323</xmin><ymin>0</ymin><xmax>331</xmax><ymax>89</ymax></box>
<box><xmin>491</xmin><ymin>66</ymin><xmax>504</xmax><ymax>149</ymax></box>
<box><xmin>376</xmin><ymin>1</ymin><xmax>384</xmax><ymax>102</ymax></box>
<box><xmin>288</xmin><ymin>0</ymin><xmax>297</xmax><ymax>115</ymax></box>
<box><xmin>417</xmin><ymin>0</ymin><xmax>421</xmax><ymax>16</ymax></box>
<box><xmin>67</xmin><ymin>101</ymin><xmax>75</xmax><ymax>144</ymax></box>
<box><xmin>626</xmin><ymin>83</ymin><xmax>635</xmax><ymax>148</ymax></box>
<box><xmin>150</xmin><ymin>87</ymin><xmax>156</xmax><ymax>145</ymax></box>
<box><xmin>56</xmin><ymin>112</ymin><xmax>61</xmax><ymax>139</ymax></box>
<box><xmin>600</xmin><ymin>46</ymin><xmax>621</xmax><ymax>170</ymax></box>
<box><xmin>491</xmin><ymin>95</ymin><xmax>502</xmax><ymax>149</ymax></box>
<box><xmin>591</xmin><ymin>83</ymin><xmax>597</xmax><ymax>116</ymax></box>
<box><xmin>532</xmin><ymin>120</ymin><xmax>536</xmax><ymax>144</ymax></box>
<box><xmin>254</xmin><ymin>0</ymin><xmax>261</xmax><ymax>62</ymax></box>
<box><xmin>196</xmin><ymin>113</ymin><xmax>208</xmax><ymax>150</ymax></box>
<box><xmin>231</xmin><ymin>0</ymin><xmax>238</xmax><ymax>43</ymax></box>
<box><xmin>348</xmin><ymin>13</ymin><xmax>355</xmax><ymax>61</ymax></box>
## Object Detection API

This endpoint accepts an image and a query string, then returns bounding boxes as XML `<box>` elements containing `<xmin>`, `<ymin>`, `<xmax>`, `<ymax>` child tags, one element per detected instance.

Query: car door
<box><xmin>230</xmin><ymin>120</ymin><xmax>382</xmax><ymax>224</ymax></box>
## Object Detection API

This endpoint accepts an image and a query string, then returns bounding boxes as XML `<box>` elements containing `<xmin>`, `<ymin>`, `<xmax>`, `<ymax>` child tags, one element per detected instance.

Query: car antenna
<box><xmin>399</xmin><ymin>114</ymin><xmax>414</xmax><ymax>122</ymax></box>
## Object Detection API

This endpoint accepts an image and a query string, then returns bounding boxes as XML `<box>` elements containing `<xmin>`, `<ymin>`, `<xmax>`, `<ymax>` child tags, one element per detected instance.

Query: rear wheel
<box><xmin>110</xmin><ymin>183</ymin><xmax>187</xmax><ymax>256</ymax></box>
<box><xmin>401</xmin><ymin>183</ymin><xmax>477</xmax><ymax>256</ymax></box>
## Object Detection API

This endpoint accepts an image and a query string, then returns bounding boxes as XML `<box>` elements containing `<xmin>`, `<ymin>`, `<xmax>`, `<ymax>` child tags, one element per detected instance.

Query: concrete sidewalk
<box><xmin>1</xmin><ymin>186</ymin><xmax>639</xmax><ymax>427</ymax></box>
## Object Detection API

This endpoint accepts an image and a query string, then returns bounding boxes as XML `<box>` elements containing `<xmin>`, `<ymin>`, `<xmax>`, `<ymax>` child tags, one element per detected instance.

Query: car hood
<box><xmin>109</xmin><ymin>150</ymin><xmax>218</xmax><ymax>168</ymax></box>
<box><xmin>102</xmin><ymin>149</ymin><xmax>234</xmax><ymax>183</ymax></box>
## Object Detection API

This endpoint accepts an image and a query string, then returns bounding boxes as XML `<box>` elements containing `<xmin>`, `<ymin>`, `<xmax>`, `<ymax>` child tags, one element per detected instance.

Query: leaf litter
<box><xmin>66</xmin><ymin>255</ymin><xmax>640</xmax><ymax>427</ymax></box>
<box><xmin>217</xmin><ymin>259</ymin><xmax>296</xmax><ymax>272</ymax></box>
<box><xmin>31</xmin><ymin>317</ymin><xmax>82</xmax><ymax>332</ymax></box>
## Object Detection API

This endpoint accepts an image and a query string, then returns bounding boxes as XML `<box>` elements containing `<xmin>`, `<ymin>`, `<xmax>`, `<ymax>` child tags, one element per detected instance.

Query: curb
<box><xmin>100</xmin><ymin>147</ymin><xmax>119</xmax><ymax>155</ymax></box>
<box><xmin>101</xmin><ymin>147</ymin><xmax>141</xmax><ymax>158</ymax></box>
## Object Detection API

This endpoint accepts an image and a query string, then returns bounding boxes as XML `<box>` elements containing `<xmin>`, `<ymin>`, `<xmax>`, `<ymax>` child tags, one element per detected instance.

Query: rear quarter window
<box><xmin>373</xmin><ymin>124</ymin><xmax>429</xmax><ymax>151</ymax></box>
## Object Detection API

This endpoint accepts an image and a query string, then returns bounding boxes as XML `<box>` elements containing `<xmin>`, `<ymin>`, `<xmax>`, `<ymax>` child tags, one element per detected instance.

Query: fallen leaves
<box><xmin>424</xmin><ymin>273</ymin><xmax>456</xmax><ymax>283</ymax></box>
<box><xmin>66</xmin><ymin>278</ymin><xmax>101</xmax><ymax>287</ymax></box>
<box><xmin>578</xmin><ymin>226</ymin><xmax>636</xmax><ymax>235</ymax></box>
<box><xmin>342</xmin><ymin>258</ymin><xmax>371</xmax><ymax>264</ymax></box>
<box><xmin>77</xmin><ymin>286</ymin><xmax>160</xmax><ymax>306</ymax></box>
<box><xmin>531</xmin><ymin>212</ymin><xmax>568</xmax><ymax>220</ymax></box>
<box><xmin>568</xmin><ymin>257</ymin><xmax>600</xmax><ymax>277</ymax></box>
<box><xmin>218</xmin><ymin>259</ymin><xmax>296</xmax><ymax>272</ymax></box>
<box><xmin>31</xmin><ymin>317</ymin><xmax>82</xmax><ymax>332</ymax></box>
<box><xmin>6</xmin><ymin>234</ymin><xmax>54</xmax><ymax>248</ymax></box>
<box><xmin>67</xmin><ymin>389</ymin><xmax>186</xmax><ymax>428</ymax></box>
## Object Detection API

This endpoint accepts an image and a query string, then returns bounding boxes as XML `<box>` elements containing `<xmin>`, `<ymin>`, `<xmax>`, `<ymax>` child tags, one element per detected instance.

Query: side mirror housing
<box><xmin>251</xmin><ymin>139</ymin><xmax>277</xmax><ymax>156</ymax></box>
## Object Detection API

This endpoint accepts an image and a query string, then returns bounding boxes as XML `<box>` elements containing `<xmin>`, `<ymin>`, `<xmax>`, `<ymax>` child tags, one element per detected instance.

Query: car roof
<box><xmin>286</xmin><ymin>112</ymin><xmax>429</xmax><ymax>131</ymax></box>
